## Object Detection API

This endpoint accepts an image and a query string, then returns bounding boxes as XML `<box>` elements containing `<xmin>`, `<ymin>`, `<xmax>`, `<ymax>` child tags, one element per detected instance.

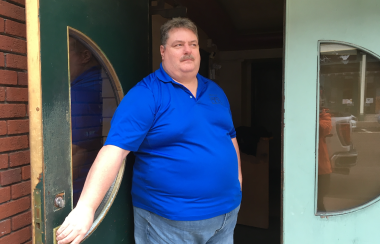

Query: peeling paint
<box><xmin>38</xmin><ymin>172</ymin><xmax>43</xmax><ymax>183</ymax></box>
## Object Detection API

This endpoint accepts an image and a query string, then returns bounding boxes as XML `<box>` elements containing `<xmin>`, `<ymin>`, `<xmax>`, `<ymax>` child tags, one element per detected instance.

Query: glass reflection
<box><xmin>318</xmin><ymin>43</ymin><xmax>380</xmax><ymax>212</ymax></box>
<box><xmin>69</xmin><ymin>36</ymin><xmax>118</xmax><ymax>206</ymax></box>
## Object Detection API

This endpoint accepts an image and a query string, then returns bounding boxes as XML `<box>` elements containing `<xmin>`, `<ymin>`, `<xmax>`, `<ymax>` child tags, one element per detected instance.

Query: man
<box><xmin>69</xmin><ymin>36</ymin><xmax>104</xmax><ymax>206</ymax></box>
<box><xmin>56</xmin><ymin>18</ymin><xmax>242</xmax><ymax>244</ymax></box>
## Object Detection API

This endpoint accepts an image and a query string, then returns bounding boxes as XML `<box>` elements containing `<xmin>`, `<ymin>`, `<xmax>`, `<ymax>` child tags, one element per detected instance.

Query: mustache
<box><xmin>180</xmin><ymin>55</ymin><xmax>195</xmax><ymax>61</ymax></box>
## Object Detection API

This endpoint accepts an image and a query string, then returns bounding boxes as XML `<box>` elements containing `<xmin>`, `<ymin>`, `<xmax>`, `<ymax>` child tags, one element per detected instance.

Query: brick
<box><xmin>0</xmin><ymin>196</ymin><xmax>30</xmax><ymax>220</ymax></box>
<box><xmin>0</xmin><ymin>18</ymin><xmax>4</xmax><ymax>33</ymax></box>
<box><xmin>0</xmin><ymin>35</ymin><xmax>26</xmax><ymax>54</ymax></box>
<box><xmin>24</xmin><ymin>241</ymin><xmax>32</xmax><ymax>244</ymax></box>
<box><xmin>11</xmin><ymin>211</ymin><xmax>30</xmax><ymax>230</ymax></box>
<box><xmin>6</xmin><ymin>87</ymin><xmax>28</xmax><ymax>102</ymax></box>
<box><xmin>0</xmin><ymin>52</ymin><xmax>4</xmax><ymax>67</ymax></box>
<box><xmin>11</xmin><ymin>180</ymin><xmax>30</xmax><ymax>199</ymax></box>
<box><xmin>0</xmin><ymin>1</ymin><xmax>25</xmax><ymax>22</ymax></box>
<box><xmin>21</xmin><ymin>165</ymin><xmax>30</xmax><ymax>180</ymax></box>
<box><xmin>0</xmin><ymin>187</ymin><xmax>11</xmax><ymax>203</ymax></box>
<box><xmin>5</xmin><ymin>53</ymin><xmax>27</xmax><ymax>70</ymax></box>
<box><xmin>18</xmin><ymin>72</ymin><xmax>27</xmax><ymax>86</ymax></box>
<box><xmin>0</xmin><ymin>154</ymin><xmax>8</xmax><ymax>169</ymax></box>
<box><xmin>0</xmin><ymin>168</ymin><xmax>21</xmax><ymax>186</ymax></box>
<box><xmin>0</xmin><ymin>226</ymin><xmax>30</xmax><ymax>244</ymax></box>
<box><xmin>0</xmin><ymin>87</ymin><xmax>4</xmax><ymax>102</ymax></box>
<box><xmin>9</xmin><ymin>150</ymin><xmax>29</xmax><ymax>167</ymax></box>
<box><xmin>0</xmin><ymin>121</ymin><xmax>6</xmax><ymax>135</ymax></box>
<box><xmin>0</xmin><ymin>104</ymin><xmax>26</xmax><ymax>119</ymax></box>
<box><xmin>0</xmin><ymin>219</ymin><xmax>11</xmax><ymax>237</ymax></box>
<box><xmin>0</xmin><ymin>135</ymin><xmax>28</xmax><ymax>153</ymax></box>
<box><xmin>0</xmin><ymin>70</ymin><xmax>17</xmax><ymax>85</ymax></box>
<box><xmin>8</xmin><ymin>119</ymin><xmax>29</xmax><ymax>134</ymax></box>
<box><xmin>8</xmin><ymin>0</ymin><xmax>25</xmax><ymax>7</ymax></box>
<box><xmin>5</xmin><ymin>20</ymin><xmax>26</xmax><ymax>38</ymax></box>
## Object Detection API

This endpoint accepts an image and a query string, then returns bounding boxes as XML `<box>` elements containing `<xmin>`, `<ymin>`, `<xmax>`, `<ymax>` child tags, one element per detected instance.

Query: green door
<box><xmin>284</xmin><ymin>0</ymin><xmax>380</xmax><ymax>243</ymax></box>
<box><xmin>26</xmin><ymin>0</ymin><xmax>149</xmax><ymax>243</ymax></box>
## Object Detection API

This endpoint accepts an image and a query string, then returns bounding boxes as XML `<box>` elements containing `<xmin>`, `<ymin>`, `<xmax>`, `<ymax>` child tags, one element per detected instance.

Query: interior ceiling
<box><xmin>165</xmin><ymin>0</ymin><xmax>284</xmax><ymax>51</ymax></box>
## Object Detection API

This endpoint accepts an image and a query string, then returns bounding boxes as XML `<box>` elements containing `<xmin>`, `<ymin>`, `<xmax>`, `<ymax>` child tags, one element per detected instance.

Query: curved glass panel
<box><xmin>68</xmin><ymin>27</ymin><xmax>124</xmax><ymax>233</ymax></box>
<box><xmin>317</xmin><ymin>42</ymin><xmax>380</xmax><ymax>213</ymax></box>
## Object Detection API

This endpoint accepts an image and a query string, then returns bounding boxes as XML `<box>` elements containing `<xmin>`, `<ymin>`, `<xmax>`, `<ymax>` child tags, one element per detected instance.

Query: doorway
<box><xmin>150</xmin><ymin>1</ymin><xmax>284</xmax><ymax>243</ymax></box>
<box><xmin>234</xmin><ymin>59</ymin><xmax>282</xmax><ymax>244</ymax></box>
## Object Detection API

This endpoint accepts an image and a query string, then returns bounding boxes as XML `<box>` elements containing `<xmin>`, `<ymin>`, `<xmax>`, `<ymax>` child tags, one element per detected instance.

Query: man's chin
<box><xmin>180</xmin><ymin>68</ymin><xmax>198</xmax><ymax>74</ymax></box>
<box><xmin>179</xmin><ymin>63</ymin><xmax>199</xmax><ymax>73</ymax></box>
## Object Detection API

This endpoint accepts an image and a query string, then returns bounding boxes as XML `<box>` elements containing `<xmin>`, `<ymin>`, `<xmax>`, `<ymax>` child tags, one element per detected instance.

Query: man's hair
<box><xmin>160</xmin><ymin>17</ymin><xmax>198</xmax><ymax>46</ymax></box>
<box><xmin>69</xmin><ymin>36</ymin><xmax>89</xmax><ymax>53</ymax></box>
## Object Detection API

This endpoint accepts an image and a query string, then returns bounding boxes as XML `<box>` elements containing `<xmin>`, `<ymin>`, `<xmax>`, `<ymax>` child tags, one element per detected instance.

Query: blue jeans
<box><xmin>134</xmin><ymin>205</ymin><xmax>240</xmax><ymax>244</ymax></box>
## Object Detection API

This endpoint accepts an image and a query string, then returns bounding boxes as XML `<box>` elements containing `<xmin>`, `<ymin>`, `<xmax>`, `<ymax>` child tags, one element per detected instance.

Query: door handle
<box><xmin>54</xmin><ymin>196</ymin><xmax>65</xmax><ymax>208</ymax></box>
<box><xmin>54</xmin><ymin>192</ymin><xmax>65</xmax><ymax>210</ymax></box>
<box><xmin>53</xmin><ymin>225</ymin><xmax>61</xmax><ymax>244</ymax></box>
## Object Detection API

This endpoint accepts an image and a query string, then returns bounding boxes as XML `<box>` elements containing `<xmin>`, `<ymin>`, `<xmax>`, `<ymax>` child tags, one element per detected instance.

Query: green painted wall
<box><xmin>284</xmin><ymin>0</ymin><xmax>380</xmax><ymax>243</ymax></box>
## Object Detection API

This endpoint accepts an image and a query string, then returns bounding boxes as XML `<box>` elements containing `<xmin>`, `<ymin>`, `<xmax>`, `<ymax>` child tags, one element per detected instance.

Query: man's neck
<box><xmin>172</xmin><ymin>76</ymin><xmax>197</xmax><ymax>86</ymax></box>
<box><xmin>179</xmin><ymin>77</ymin><xmax>198</xmax><ymax>98</ymax></box>
<box><xmin>169</xmin><ymin>72</ymin><xmax>198</xmax><ymax>97</ymax></box>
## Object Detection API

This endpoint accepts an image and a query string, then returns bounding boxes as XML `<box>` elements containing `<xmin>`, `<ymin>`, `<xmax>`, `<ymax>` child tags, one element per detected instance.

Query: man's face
<box><xmin>69</xmin><ymin>37</ymin><xmax>82</xmax><ymax>82</ymax></box>
<box><xmin>69</xmin><ymin>37</ymin><xmax>93</xmax><ymax>82</ymax></box>
<box><xmin>160</xmin><ymin>28</ymin><xmax>200</xmax><ymax>78</ymax></box>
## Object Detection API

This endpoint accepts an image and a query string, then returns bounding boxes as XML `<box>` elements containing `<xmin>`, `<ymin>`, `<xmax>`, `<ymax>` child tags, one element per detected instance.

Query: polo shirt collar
<box><xmin>155</xmin><ymin>63</ymin><xmax>208</xmax><ymax>85</ymax></box>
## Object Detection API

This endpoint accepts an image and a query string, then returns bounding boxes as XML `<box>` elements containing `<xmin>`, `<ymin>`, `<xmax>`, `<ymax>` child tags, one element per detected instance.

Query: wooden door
<box><xmin>26</xmin><ymin>0</ymin><xmax>150</xmax><ymax>243</ymax></box>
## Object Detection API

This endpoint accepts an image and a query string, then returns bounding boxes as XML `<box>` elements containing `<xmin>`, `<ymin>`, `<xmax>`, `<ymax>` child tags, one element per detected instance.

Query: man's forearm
<box><xmin>231</xmin><ymin>138</ymin><xmax>242</xmax><ymax>190</ymax></box>
<box><xmin>76</xmin><ymin>145</ymin><xmax>130</xmax><ymax>212</ymax></box>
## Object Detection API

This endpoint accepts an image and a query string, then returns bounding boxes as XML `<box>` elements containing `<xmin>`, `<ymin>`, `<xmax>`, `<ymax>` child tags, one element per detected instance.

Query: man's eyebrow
<box><xmin>171</xmin><ymin>40</ymin><xmax>198</xmax><ymax>43</ymax></box>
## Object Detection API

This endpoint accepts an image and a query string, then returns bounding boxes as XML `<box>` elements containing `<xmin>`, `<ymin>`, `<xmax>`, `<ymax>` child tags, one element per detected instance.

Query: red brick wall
<box><xmin>0</xmin><ymin>0</ymin><xmax>32</xmax><ymax>243</ymax></box>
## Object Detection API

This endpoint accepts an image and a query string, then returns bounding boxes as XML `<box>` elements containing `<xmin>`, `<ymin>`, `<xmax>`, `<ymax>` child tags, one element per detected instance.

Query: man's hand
<box><xmin>239</xmin><ymin>172</ymin><xmax>243</xmax><ymax>191</ymax></box>
<box><xmin>55</xmin><ymin>145</ymin><xmax>129</xmax><ymax>244</ymax></box>
<box><xmin>231</xmin><ymin>138</ymin><xmax>243</xmax><ymax>192</ymax></box>
<box><xmin>56</xmin><ymin>205</ymin><xmax>94</xmax><ymax>244</ymax></box>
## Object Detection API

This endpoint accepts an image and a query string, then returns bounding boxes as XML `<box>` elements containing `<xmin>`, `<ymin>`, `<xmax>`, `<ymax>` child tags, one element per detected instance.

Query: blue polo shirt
<box><xmin>105</xmin><ymin>64</ymin><xmax>241</xmax><ymax>221</ymax></box>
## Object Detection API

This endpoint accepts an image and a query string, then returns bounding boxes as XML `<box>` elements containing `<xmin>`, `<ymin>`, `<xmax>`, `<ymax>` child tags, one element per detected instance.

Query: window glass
<box><xmin>68</xmin><ymin>29</ymin><xmax>122</xmax><ymax>223</ymax></box>
<box><xmin>318</xmin><ymin>43</ymin><xmax>380</xmax><ymax>213</ymax></box>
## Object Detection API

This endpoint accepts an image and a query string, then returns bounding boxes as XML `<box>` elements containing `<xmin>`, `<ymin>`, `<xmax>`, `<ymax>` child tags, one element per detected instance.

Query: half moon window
<box><xmin>68</xmin><ymin>27</ymin><xmax>124</xmax><ymax>234</ymax></box>
<box><xmin>317</xmin><ymin>42</ymin><xmax>380</xmax><ymax>214</ymax></box>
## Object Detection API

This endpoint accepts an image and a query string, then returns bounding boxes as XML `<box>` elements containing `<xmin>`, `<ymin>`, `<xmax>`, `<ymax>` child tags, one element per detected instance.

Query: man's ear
<box><xmin>81</xmin><ymin>50</ymin><xmax>92</xmax><ymax>64</ymax></box>
<box><xmin>160</xmin><ymin>45</ymin><xmax>165</xmax><ymax>60</ymax></box>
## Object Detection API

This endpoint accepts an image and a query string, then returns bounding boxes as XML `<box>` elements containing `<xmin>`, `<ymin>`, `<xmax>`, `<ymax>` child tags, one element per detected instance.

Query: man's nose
<box><xmin>183</xmin><ymin>44</ymin><xmax>192</xmax><ymax>54</ymax></box>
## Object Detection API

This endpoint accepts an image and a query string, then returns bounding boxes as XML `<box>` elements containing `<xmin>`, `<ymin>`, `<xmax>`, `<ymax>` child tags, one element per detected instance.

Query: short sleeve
<box><xmin>228</xmin><ymin>107</ymin><xmax>236</xmax><ymax>138</ymax></box>
<box><xmin>220</xmin><ymin>89</ymin><xmax>236</xmax><ymax>139</ymax></box>
<box><xmin>104</xmin><ymin>84</ymin><xmax>155</xmax><ymax>151</ymax></box>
